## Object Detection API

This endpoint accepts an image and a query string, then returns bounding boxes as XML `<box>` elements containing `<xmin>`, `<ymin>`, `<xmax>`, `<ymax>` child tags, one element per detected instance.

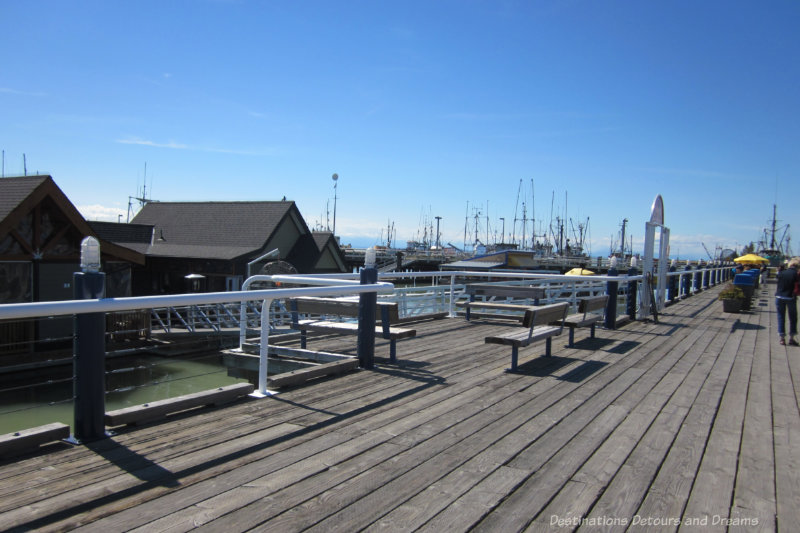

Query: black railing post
<box><xmin>683</xmin><ymin>264</ymin><xmax>692</xmax><ymax>297</ymax></box>
<box><xmin>72</xmin><ymin>270</ymin><xmax>107</xmax><ymax>443</ymax></box>
<box><xmin>358</xmin><ymin>249</ymin><xmax>378</xmax><ymax>369</ymax></box>
<box><xmin>627</xmin><ymin>262</ymin><xmax>638</xmax><ymax>321</ymax></box>
<box><xmin>668</xmin><ymin>264</ymin><xmax>677</xmax><ymax>304</ymax></box>
<box><xmin>604</xmin><ymin>262</ymin><xmax>618</xmax><ymax>330</ymax></box>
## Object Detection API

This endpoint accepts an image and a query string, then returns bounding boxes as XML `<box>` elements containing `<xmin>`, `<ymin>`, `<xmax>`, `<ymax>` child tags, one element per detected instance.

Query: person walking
<box><xmin>775</xmin><ymin>257</ymin><xmax>800</xmax><ymax>346</ymax></box>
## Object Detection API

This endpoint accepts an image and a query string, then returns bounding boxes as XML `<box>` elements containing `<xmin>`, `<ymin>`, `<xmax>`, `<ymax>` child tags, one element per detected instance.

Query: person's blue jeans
<box><xmin>776</xmin><ymin>297</ymin><xmax>797</xmax><ymax>337</ymax></box>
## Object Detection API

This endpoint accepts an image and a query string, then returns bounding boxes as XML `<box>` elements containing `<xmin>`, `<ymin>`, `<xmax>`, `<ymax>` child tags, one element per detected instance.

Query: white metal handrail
<box><xmin>0</xmin><ymin>275</ymin><xmax>395</xmax><ymax>397</ymax></box>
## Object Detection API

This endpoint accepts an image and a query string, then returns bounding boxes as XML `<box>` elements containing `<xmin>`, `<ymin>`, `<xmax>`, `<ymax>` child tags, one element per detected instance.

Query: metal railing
<box><xmin>0</xmin><ymin>264</ymin><xmax>735</xmax><ymax>440</ymax></box>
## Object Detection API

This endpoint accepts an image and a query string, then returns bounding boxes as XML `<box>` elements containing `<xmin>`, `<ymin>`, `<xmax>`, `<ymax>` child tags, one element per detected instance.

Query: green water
<box><xmin>0</xmin><ymin>352</ymin><xmax>302</xmax><ymax>435</ymax></box>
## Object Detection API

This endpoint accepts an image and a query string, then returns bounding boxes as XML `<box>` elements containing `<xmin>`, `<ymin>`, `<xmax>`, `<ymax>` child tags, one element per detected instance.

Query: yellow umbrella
<box><xmin>733</xmin><ymin>253</ymin><xmax>768</xmax><ymax>264</ymax></box>
<box><xmin>565</xmin><ymin>267</ymin><xmax>595</xmax><ymax>276</ymax></box>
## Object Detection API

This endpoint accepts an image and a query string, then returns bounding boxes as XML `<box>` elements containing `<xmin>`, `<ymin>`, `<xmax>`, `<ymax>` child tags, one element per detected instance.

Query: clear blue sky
<box><xmin>2</xmin><ymin>0</ymin><xmax>798</xmax><ymax>259</ymax></box>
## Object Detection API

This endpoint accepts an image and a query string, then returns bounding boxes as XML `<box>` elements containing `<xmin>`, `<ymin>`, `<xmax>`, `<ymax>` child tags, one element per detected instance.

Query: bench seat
<box><xmin>462</xmin><ymin>284</ymin><xmax>546</xmax><ymax>321</ymax></box>
<box><xmin>289</xmin><ymin>297</ymin><xmax>416</xmax><ymax>363</ymax></box>
<box><xmin>549</xmin><ymin>295</ymin><xmax>608</xmax><ymax>347</ymax></box>
<box><xmin>484</xmin><ymin>302</ymin><xmax>569</xmax><ymax>371</ymax></box>
<box><xmin>296</xmin><ymin>319</ymin><xmax>417</xmax><ymax>340</ymax></box>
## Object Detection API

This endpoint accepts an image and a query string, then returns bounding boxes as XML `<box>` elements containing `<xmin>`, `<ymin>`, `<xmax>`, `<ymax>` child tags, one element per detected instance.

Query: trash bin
<box><xmin>733</xmin><ymin>274</ymin><xmax>755</xmax><ymax>309</ymax></box>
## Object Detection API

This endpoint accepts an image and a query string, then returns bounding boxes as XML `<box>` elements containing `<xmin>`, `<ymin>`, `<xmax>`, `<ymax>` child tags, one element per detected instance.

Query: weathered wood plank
<box><xmin>104</xmin><ymin>383</ymin><xmax>255</xmax><ymax>426</ymax></box>
<box><xmin>0</xmin><ymin>423</ymin><xmax>70</xmax><ymax>458</ymax></box>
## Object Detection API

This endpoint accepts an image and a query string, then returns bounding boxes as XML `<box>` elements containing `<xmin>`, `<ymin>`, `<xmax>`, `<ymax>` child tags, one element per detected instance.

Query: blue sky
<box><xmin>2</xmin><ymin>0</ymin><xmax>798</xmax><ymax>259</ymax></box>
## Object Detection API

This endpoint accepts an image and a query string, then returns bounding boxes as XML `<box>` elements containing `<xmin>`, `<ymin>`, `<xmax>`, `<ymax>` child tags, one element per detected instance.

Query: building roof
<box><xmin>0</xmin><ymin>175</ymin><xmax>50</xmax><ymax>221</ymax></box>
<box><xmin>0</xmin><ymin>175</ymin><xmax>145</xmax><ymax>265</ymax></box>
<box><xmin>88</xmin><ymin>221</ymin><xmax>154</xmax><ymax>244</ymax></box>
<box><xmin>129</xmin><ymin>201</ymin><xmax>298</xmax><ymax>260</ymax></box>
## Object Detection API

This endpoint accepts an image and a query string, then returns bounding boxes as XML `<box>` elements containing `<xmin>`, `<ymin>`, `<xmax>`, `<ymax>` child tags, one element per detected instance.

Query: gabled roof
<box><xmin>309</xmin><ymin>231</ymin><xmax>346</xmax><ymax>272</ymax></box>
<box><xmin>130</xmin><ymin>201</ymin><xmax>299</xmax><ymax>260</ymax></box>
<box><xmin>88</xmin><ymin>221</ymin><xmax>153</xmax><ymax>244</ymax></box>
<box><xmin>0</xmin><ymin>175</ymin><xmax>50</xmax><ymax>222</ymax></box>
<box><xmin>88</xmin><ymin>221</ymin><xmax>154</xmax><ymax>255</ymax></box>
<box><xmin>0</xmin><ymin>175</ymin><xmax>145</xmax><ymax>265</ymax></box>
<box><xmin>311</xmin><ymin>231</ymin><xmax>335</xmax><ymax>251</ymax></box>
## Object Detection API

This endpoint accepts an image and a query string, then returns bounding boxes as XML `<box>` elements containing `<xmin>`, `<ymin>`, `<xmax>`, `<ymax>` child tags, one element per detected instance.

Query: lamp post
<box><xmin>435</xmin><ymin>216</ymin><xmax>442</xmax><ymax>250</ymax></box>
<box><xmin>332</xmin><ymin>173</ymin><xmax>338</xmax><ymax>235</ymax></box>
<box><xmin>499</xmin><ymin>217</ymin><xmax>505</xmax><ymax>244</ymax></box>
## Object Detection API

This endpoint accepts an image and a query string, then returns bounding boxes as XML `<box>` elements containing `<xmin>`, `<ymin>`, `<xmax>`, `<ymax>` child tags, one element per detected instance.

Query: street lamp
<box><xmin>435</xmin><ymin>216</ymin><xmax>442</xmax><ymax>250</ymax></box>
<box><xmin>332</xmin><ymin>173</ymin><xmax>338</xmax><ymax>235</ymax></box>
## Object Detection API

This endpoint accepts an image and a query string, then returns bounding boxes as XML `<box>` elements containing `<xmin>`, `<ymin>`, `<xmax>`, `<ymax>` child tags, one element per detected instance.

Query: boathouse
<box><xmin>101</xmin><ymin>200</ymin><xmax>347</xmax><ymax>295</ymax></box>
<box><xmin>0</xmin><ymin>175</ymin><xmax>146</xmax><ymax>351</ymax></box>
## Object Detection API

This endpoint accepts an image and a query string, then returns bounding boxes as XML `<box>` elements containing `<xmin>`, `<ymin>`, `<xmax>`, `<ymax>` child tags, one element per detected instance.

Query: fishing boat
<box><xmin>758</xmin><ymin>204</ymin><xmax>792</xmax><ymax>266</ymax></box>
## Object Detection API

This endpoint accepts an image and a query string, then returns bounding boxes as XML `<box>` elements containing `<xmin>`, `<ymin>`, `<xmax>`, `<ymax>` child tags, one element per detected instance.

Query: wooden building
<box><xmin>94</xmin><ymin>200</ymin><xmax>348</xmax><ymax>295</ymax></box>
<box><xmin>0</xmin><ymin>175</ymin><xmax>146</xmax><ymax>350</ymax></box>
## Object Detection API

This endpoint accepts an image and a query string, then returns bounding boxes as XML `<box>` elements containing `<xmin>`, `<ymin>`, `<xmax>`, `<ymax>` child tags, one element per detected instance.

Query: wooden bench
<box><xmin>552</xmin><ymin>294</ymin><xmax>608</xmax><ymax>347</ymax></box>
<box><xmin>484</xmin><ymin>302</ymin><xmax>569</xmax><ymax>372</ymax></box>
<box><xmin>104</xmin><ymin>382</ymin><xmax>254</xmax><ymax>426</ymax></box>
<box><xmin>288</xmin><ymin>297</ymin><xmax>416</xmax><ymax>363</ymax></box>
<box><xmin>458</xmin><ymin>283</ymin><xmax>546</xmax><ymax>321</ymax></box>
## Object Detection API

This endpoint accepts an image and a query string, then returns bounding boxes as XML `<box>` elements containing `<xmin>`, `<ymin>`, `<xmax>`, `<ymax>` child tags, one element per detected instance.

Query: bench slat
<box><xmin>297</xmin><ymin>320</ymin><xmax>416</xmax><ymax>340</ymax></box>
<box><xmin>465</xmin><ymin>284</ymin><xmax>546</xmax><ymax>299</ymax></box>
<box><xmin>484</xmin><ymin>302</ymin><xmax>568</xmax><ymax>371</ymax></box>
<box><xmin>485</xmin><ymin>326</ymin><xmax>562</xmax><ymax>347</ymax></box>
<box><xmin>288</xmin><ymin>297</ymin><xmax>415</xmax><ymax>364</ymax></box>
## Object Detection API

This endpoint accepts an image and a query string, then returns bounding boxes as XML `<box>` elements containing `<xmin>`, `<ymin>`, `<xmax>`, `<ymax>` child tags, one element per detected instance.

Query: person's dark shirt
<box><xmin>776</xmin><ymin>267</ymin><xmax>797</xmax><ymax>298</ymax></box>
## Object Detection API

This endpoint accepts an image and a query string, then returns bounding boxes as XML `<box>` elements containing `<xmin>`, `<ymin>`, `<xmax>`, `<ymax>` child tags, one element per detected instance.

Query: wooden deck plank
<box><xmin>475</xmin><ymin>304</ymin><xmax>720</xmax><ymax>531</ymax></box>
<box><xmin>681</xmin><ymin>307</ymin><xmax>757</xmax><ymax>529</ymax></box>
<box><xmin>770</xmin><ymin>306</ymin><xmax>800</xmax><ymax>531</ymax></box>
<box><xmin>0</xmin><ymin>283</ymin><xmax>795</xmax><ymax>532</ymax></box>
<box><xmin>730</xmin><ymin>301</ymin><xmax>777</xmax><ymax>530</ymax></box>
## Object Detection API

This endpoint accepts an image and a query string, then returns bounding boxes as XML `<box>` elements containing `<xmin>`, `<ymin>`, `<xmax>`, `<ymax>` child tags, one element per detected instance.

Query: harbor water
<box><xmin>0</xmin><ymin>351</ymin><xmax>304</xmax><ymax>435</ymax></box>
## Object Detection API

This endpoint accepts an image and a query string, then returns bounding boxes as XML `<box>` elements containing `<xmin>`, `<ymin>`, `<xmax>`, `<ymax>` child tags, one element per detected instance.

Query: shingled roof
<box><xmin>129</xmin><ymin>201</ymin><xmax>299</xmax><ymax>260</ymax></box>
<box><xmin>0</xmin><ymin>175</ymin><xmax>145</xmax><ymax>265</ymax></box>
<box><xmin>0</xmin><ymin>175</ymin><xmax>50</xmax><ymax>222</ymax></box>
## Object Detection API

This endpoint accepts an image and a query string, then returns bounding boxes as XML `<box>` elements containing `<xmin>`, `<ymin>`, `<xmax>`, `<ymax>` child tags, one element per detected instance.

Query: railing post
<box><xmin>693</xmin><ymin>264</ymin><xmax>702</xmax><ymax>292</ymax></box>
<box><xmin>449</xmin><ymin>273</ymin><xmax>456</xmax><ymax>318</ymax></box>
<box><xmin>627</xmin><ymin>263</ymin><xmax>638</xmax><ymax>321</ymax></box>
<box><xmin>358</xmin><ymin>250</ymin><xmax>378</xmax><ymax>369</ymax></box>
<box><xmin>668</xmin><ymin>263</ymin><xmax>677</xmax><ymax>303</ymax></box>
<box><xmin>72</xmin><ymin>269</ymin><xmax>108</xmax><ymax>443</ymax></box>
<box><xmin>683</xmin><ymin>264</ymin><xmax>692</xmax><ymax>297</ymax></box>
<box><xmin>604</xmin><ymin>262</ymin><xmax>619</xmax><ymax>330</ymax></box>
<box><xmin>253</xmin><ymin>298</ymin><xmax>274</xmax><ymax>397</ymax></box>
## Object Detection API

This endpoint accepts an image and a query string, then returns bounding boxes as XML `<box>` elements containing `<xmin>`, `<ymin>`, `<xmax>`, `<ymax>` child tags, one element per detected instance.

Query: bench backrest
<box><xmin>522</xmin><ymin>302</ymin><xmax>569</xmax><ymax>330</ymax></box>
<box><xmin>289</xmin><ymin>297</ymin><xmax>400</xmax><ymax>324</ymax></box>
<box><xmin>466</xmin><ymin>284</ymin><xmax>546</xmax><ymax>301</ymax></box>
<box><xmin>578</xmin><ymin>295</ymin><xmax>608</xmax><ymax>317</ymax></box>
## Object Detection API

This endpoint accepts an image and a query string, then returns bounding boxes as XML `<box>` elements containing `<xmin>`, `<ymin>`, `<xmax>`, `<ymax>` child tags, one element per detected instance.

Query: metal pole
<box><xmin>253</xmin><ymin>298</ymin><xmax>274</xmax><ymax>397</ymax></box>
<box><xmin>72</xmin><ymin>271</ymin><xmax>107</xmax><ymax>443</ymax></box>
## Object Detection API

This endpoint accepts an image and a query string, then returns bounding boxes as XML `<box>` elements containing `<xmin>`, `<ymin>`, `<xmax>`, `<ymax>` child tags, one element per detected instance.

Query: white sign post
<box><xmin>641</xmin><ymin>195</ymin><xmax>670</xmax><ymax>319</ymax></box>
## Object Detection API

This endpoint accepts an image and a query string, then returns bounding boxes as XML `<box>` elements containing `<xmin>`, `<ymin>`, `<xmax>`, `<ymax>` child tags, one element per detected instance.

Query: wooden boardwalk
<box><xmin>1</xmin><ymin>281</ymin><xmax>798</xmax><ymax>532</ymax></box>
